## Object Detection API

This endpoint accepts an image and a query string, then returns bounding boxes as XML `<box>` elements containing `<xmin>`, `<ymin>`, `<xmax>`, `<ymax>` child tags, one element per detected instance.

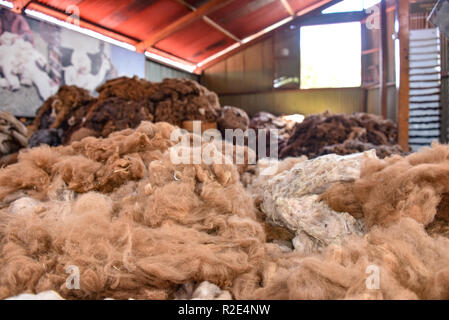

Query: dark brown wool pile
<box><xmin>30</xmin><ymin>86</ymin><xmax>94</xmax><ymax>135</ymax></box>
<box><xmin>218</xmin><ymin>106</ymin><xmax>250</xmax><ymax>133</ymax></box>
<box><xmin>280</xmin><ymin>112</ymin><xmax>405</xmax><ymax>159</ymax></box>
<box><xmin>29</xmin><ymin>77</ymin><xmax>221</xmax><ymax>147</ymax></box>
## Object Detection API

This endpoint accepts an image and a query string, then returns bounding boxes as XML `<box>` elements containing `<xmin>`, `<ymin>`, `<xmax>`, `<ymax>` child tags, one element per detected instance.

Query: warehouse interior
<box><xmin>0</xmin><ymin>0</ymin><xmax>449</xmax><ymax>301</ymax></box>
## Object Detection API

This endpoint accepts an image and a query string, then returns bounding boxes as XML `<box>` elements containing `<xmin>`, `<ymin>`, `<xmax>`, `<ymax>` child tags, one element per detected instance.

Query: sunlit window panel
<box><xmin>300</xmin><ymin>22</ymin><xmax>362</xmax><ymax>89</ymax></box>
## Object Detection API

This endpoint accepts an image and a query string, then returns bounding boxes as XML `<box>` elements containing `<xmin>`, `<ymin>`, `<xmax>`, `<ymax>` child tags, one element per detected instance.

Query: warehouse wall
<box><xmin>145</xmin><ymin>60</ymin><xmax>199</xmax><ymax>82</ymax></box>
<box><xmin>218</xmin><ymin>88</ymin><xmax>363</xmax><ymax>116</ymax></box>
<box><xmin>202</xmin><ymin>38</ymin><xmax>274</xmax><ymax>93</ymax></box>
<box><xmin>363</xmin><ymin>1</ymin><xmax>398</xmax><ymax>122</ymax></box>
<box><xmin>201</xmin><ymin>27</ymin><xmax>363</xmax><ymax>116</ymax></box>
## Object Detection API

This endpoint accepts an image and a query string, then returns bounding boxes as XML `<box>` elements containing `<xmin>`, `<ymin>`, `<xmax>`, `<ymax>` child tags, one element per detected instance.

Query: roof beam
<box><xmin>135</xmin><ymin>0</ymin><xmax>233</xmax><ymax>53</ymax></box>
<box><xmin>174</xmin><ymin>0</ymin><xmax>241</xmax><ymax>42</ymax></box>
<box><xmin>280</xmin><ymin>0</ymin><xmax>295</xmax><ymax>16</ymax></box>
<box><xmin>11</xmin><ymin>0</ymin><xmax>33</xmax><ymax>13</ymax></box>
<box><xmin>197</xmin><ymin>0</ymin><xmax>339</xmax><ymax>70</ymax></box>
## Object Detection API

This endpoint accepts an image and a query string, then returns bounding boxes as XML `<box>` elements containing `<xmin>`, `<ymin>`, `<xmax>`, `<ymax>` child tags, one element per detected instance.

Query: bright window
<box><xmin>300</xmin><ymin>22</ymin><xmax>362</xmax><ymax>89</ymax></box>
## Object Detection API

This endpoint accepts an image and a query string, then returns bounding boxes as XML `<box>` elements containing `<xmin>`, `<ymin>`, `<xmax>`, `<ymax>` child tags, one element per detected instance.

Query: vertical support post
<box><xmin>396</xmin><ymin>0</ymin><xmax>410</xmax><ymax>150</ymax></box>
<box><xmin>379</xmin><ymin>0</ymin><xmax>388</xmax><ymax>118</ymax></box>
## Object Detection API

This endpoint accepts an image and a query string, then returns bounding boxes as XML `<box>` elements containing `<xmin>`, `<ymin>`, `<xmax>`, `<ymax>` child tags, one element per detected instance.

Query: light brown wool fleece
<box><xmin>1</xmin><ymin>123</ymin><xmax>449</xmax><ymax>300</ymax></box>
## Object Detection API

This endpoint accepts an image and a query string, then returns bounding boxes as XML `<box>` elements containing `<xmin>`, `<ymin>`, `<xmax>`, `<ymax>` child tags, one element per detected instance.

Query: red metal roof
<box><xmin>13</xmin><ymin>0</ymin><xmax>338</xmax><ymax>72</ymax></box>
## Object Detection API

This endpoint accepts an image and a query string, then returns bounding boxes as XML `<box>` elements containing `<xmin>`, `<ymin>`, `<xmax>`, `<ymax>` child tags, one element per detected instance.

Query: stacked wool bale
<box><xmin>1</xmin><ymin>124</ymin><xmax>449</xmax><ymax>300</ymax></box>
<box><xmin>29</xmin><ymin>77</ymin><xmax>222</xmax><ymax>147</ymax></box>
<box><xmin>280</xmin><ymin>112</ymin><xmax>405</xmax><ymax>159</ymax></box>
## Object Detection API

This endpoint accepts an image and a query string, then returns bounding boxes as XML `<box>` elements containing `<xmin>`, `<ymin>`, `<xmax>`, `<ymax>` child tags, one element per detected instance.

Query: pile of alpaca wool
<box><xmin>97</xmin><ymin>76</ymin><xmax>221</xmax><ymax>126</ymax></box>
<box><xmin>320</xmin><ymin>142</ymin><xmax>449</xmax><ymax>232</ymax></box>
<box><xmin>28</xmin><ymin>85</ymin><xmax>95</xmax><ymax>147</ymax></box>
<box><xmin>280</xmin><ymin>112</ymin><xmax>405</xmax><ymax>159</ymax></box>
<box><xmin>237</xmin><ymin>146</ymin><xmax>449</xmax><ymax>300</ymax></box>
<box><xmin>150</xmin><ymin>78</ymin><xmax>221</xmax><ymax>126</ymax></box>
<box><xmin>0</xmin><ymin>112</ymin><xmax>28</xmax><ymax>167</ymax></box>
<box><xmin>218</xmin><ymin>106</ymin><xmax>250</xmax><ymax>134</ymax></box>
<box><xmin>0</xmin><ymin>121</ymin><xmax>266</xmax><ymax>300</ymax></box>
<box><xmin>3</xmin><ymin>124</ymin><xmax>449</xmax><ymax>300</ymax></box>
<box><xmin>249</xmin><ymin>112</ymin><xmax>295</xmax><ymax>159</ymax></box>
<box><xmin>65</xmin><ymin>97</ymin><xmax>154</xmax><ymax>144</ymax></box>
<box><xmin>6</xmin><ymin>281</ymin><xmax>231</xmax><ymax>300</ymax></box>
<box><xmin>28</xmin><ymin>77</ymin><xmax>221</xmax><ymax>147</ymax></box>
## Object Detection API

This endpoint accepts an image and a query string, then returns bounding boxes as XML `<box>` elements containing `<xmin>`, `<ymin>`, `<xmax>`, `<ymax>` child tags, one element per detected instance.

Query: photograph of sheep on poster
<box><xmin>0</xmin><ymin>8</ymin><xmax>144</xmax><ymax>117</ymax></box>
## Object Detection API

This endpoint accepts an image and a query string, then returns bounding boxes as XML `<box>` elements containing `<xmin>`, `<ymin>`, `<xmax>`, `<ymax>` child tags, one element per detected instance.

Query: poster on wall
<box><xmin>0</xmin><ymin>8</ymin><xmax>145</xmax><ymax>117</ymax></box>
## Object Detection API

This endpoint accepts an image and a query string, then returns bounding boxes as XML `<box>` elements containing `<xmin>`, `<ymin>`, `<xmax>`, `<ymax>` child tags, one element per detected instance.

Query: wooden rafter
<box><xmin>174</xmin><ymin>0</ymin><xmax>241</xmax><ymax>42</ymax></box>
<box><xmin>135</xmin><ymin>0</ymin><xmax>233</xmax><ymax>53</ymax></box>
<box><xmin>280</xmin><ymin>0</ymin><xmax>295</xmax><ymax>16</ymax></box>
<box><xmin>197</xmin><ymin>0</ymin><xmax>340</xmax><ymax>71</ymax></box>
<box><xmin>11</xmin><ymin>0</ymin><xmax>33</xmax><ymax>13</ymax></box>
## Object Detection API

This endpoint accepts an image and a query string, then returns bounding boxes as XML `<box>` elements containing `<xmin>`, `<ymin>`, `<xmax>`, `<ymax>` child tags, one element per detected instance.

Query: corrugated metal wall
<box><xmin>442</xmin><ymin>35</ymin><xmax>449</xmax><ymax>143</ymax></box>
<box><xmin>201</xmin><ymin>28</ymin><xmax>363</xmax><ymax>116</ymax></box>
<box><xmin>145</xmin><ymin>60</ymin><xmax>199</xmax><ymax>82</ymax></box>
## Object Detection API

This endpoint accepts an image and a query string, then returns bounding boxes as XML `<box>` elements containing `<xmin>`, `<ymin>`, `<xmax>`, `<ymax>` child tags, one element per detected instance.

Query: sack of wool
<box><xmin>280</xmin><ymin>112</ymin><xmax>406</xmax><ymax>159</ymax></box>
<box><xmin>0</xmin><ymin>121</ymin><xmax>267</xmax><ymax>300</ymax></box>
<box><xmin>260</xmin><ymin>151</ymin><xmax>377</xmax><ymax>254</ymax></box>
